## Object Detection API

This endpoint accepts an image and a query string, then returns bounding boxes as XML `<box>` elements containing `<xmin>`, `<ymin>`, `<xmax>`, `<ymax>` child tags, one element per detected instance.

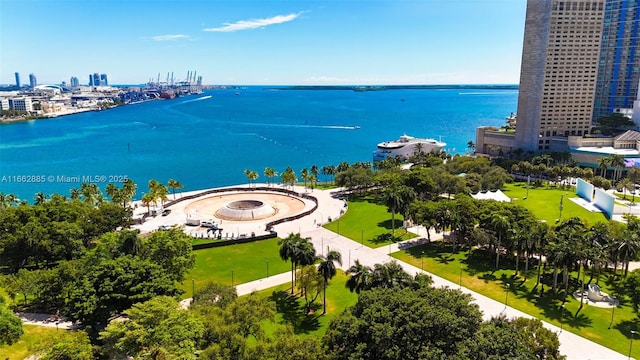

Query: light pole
<box><xmin>337</xmin><ymin>217</ymin><xmax>340</xmax><ymax>235</ymax></box>
<box><xmin>560</xmin><ymin>304</ymin><xmax>565</xmax><ymax>333</ymax></box>
<box><xmin>609</xmin><ymin>297</ymin><xmax>616</xmax><ymax>329</ymax></box>
<box><xmin>630</xmin><ymin>330</ymin><xmax>637</xmax><ymax>360</ymax></box>
<box><xmin>348</xmin><ymin>249</ymin><xmax>351</xmax><ymax>268</ymax></box>
<box><xmin>231</xmin><ymin>269</ymin><xmax>234</xmax><ymax>286</ymax></box>
<box><xmin>266</xmin><ymin>260</ymin><xmax>269</xmax><ymax>278</ymax></box>
<box><xmin>459</xmin><ymin>266</ymin><xmax>463</xmax><ymax>289</ymax></box>
<box><xmin>421</xmin><ymin>251</ymin><xmax>424</xmax><ymax>270</ymax></box>
<box><xmin>321</xmin><ymin>238</ymin><xmax>324</xmax><ymax>256</ymax></box>
<box><xmin>558</xmin><ymin>195</ymin><xmax>564</xmax><ymax>221</ymax></box>
<box><xmin>192</xmin><ymin>279</ymin><xmax>195</xmax><ymax>299</ymax></box>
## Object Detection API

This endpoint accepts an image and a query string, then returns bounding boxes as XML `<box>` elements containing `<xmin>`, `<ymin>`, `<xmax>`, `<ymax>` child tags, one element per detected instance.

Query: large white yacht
<box><xmin>373</xmin><ymin>134</ymin><xmax>446</xmax><ymax>161</ymax></box>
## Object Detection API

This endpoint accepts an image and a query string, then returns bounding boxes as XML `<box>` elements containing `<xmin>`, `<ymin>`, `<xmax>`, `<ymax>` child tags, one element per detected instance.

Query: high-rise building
<box><xmin>93</xmin><ymin>73</ymin><xmax>101</xmax><ymax>86</ymax></box>
<box><xmin>89</xmin><ymin>74</ymin><xmax>94</xmax><ymax>86</ymax></box>
<box><xmin>14</xmin><ymin>72</ymin><xmax>20</xmax><ymax>88</ymax></box>
<box><xmin>100</xmin><ymin>73</ymin><xmax>108</xmax><ymax>86</ymax></box>
<box><xmin>70</xmin><ymin>76</ymin><xmax>79</xmax><ymax>87</ymax></box>
<box><xmin>592</xmin><ymin>0</ymin><xmax>640</xmax><ymax>122</ymax></box>
<box><xmin>514</xmin><ymin>0</ymin><xmax>606</xmax><ymax>152</ymax></box>
<box><xmin>29</xmin><ymin>73</ymin><xmax>37</xmax><ymax>88</ymax></box>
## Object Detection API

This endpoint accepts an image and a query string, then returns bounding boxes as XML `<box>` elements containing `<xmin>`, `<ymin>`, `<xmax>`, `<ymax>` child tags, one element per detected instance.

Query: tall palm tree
<box><xmin>598</xmin><ymin>156</ymin><xmax>610</xmax><ymax>178</ymax></box>
<box><xmin>608</xmin><ymin>154</ymin><xmax>626</xmax><ymax>181</ymax></box>
<box><xmin>370</xmin><ymin>261</ymin><xmax>412</xmax><ymax>289</ymax></box>
<box><xmin>532</xmin><ymin>222</ymin><xmax>551</xmax><ymax>289</ymax></box>
<box><xmin>337</xmin><ymin>161</ymin><xmax>350</xmax><ymax>173</ymax></box>
<box><xmin>279</xmin><ymin>233</ymin><xmax>300</xmax><ymax>294</ymax></box>
<box><xmin>69</xmin><ymin>188</ymin><xmax>81</xmax><ymax>201</ymax></box>
<box><xmin>34</xmin><ymin>192</ymin><xmax>48</xmax><ymax>205</ymax></box>
<box><xmin>279</xmin><ymin>233</ymin><xmax>316</xmax><ymax>294</ymax></box>
<box><xmin>281</xmin><ymin>167</ymin><xmax>297</xmax><ymax>189</ymax></box>
<box><xmin>81</xmin><ymin>182</ymin><xmax>102</xmax><ymax>206</ymax></box>
<box><xmin>490</xmin><ymin>212</ymin><xmax>511</xmax><ymax>271</ymax></box>
<box><xmin>346</xmin><ymin>260</ymin><xmax>372</xmax><ymax>294</ymax></box>
<box><xmin>244</xmin><ymin>169</ymin><xmax>258</xmax><ymax>187</ymax></box>
<box><xmin>310</xmin><ymin>165</ymin><xmax>319</xmax><ymax>180</ymax></box>
<box><xmin>0</xmin><ymin>193</ymin><xmax>8</xmax><ymax>209</ymax></box>
<box><xmin>122</xmin><ymin>179</ymin><xmax>137</xmax><ymax>207</ymax></box>
<box><xmin>318</xmin><ymin>249</ymin><xmax>342</xmax><ymax>314</ymax></box>
<box><xmin>167</xmin><ymin>179</ymin><xmax>183</xmax><ymax>200</ymax></box>
<box><xmin>141</xmin><ymin>193</ymin><xmax>154</xmax><ymax>215</ymax></box>
<box><xmin>616</xmin><ymin>231</ymin><xmax>640</xmax><ymax>277</ymax></box>
<box><xmin>264</xmin><ymin>167</ymin><xmax>277</xmax><ymax>187</ymax></box>
<box><xmin>300</xmin><ymin>168</ymin><xmax>310</xmax><ymax>190</ymax></box>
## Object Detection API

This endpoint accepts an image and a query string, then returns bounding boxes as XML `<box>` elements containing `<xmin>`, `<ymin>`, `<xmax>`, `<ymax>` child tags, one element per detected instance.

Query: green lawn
<box><xmin>0</xmin><ymin>325</ymin><xmax>62</xmax><ymax>359</ymax></box>
<box><xmin>503</xmin><ymin>182</ymin><xmax>609</xmax><ymax>225</ymax></box>
<box><xmin>255</xmin><ymin>271</ymin><xmax>358</xmax><ymax>338</ymax></box>
<box><xmin>323</xmin><ymin>196</ymin><xmax>417</xmax><ymax>248</ymax></box>
<box><xmin>392</xmin><ymin>242</ymin><xmax>639</xmax><ymax>359</ymax></box>
<box><xmin>181</xmin><ymin>238</ymin><xmax>292</xmax><ymax>297</ymax></box>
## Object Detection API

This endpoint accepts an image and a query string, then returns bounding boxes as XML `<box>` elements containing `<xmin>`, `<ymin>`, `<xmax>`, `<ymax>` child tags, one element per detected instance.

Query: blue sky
<box><xmin>1</xmin><ymin>0</ymin><xmax>526</xmax><ymax>85</ymax></box>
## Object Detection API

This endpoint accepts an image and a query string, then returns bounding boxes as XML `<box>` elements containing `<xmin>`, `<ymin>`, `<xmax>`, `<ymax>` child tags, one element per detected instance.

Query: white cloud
<box><xmin>152</xmin><ymin>34</ymin><xmax>191</xmax><ymax>41</ymax></box>
<box><xmin>203</xmin><ymin>13</ymin><xmax>302</xmax><ymax>32</ymax></box>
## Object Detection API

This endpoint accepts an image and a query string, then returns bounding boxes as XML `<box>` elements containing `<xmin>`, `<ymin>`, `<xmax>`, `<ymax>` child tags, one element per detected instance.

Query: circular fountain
<box><xmin>216</xmin><ymin>199</ymin><xmax>276</xmax><ymax>221</ymax></box>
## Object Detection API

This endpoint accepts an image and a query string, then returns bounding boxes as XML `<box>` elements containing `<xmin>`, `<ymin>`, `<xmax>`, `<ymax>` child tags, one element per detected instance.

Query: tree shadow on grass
<box><xmin>268</xmin><ymin>290</ymin><xmax>321</xmax><ymax>334</ymax></box>
<box><xmin>370</xmin><ymin>232</ymin><xmax>403</xmax><ymax>245</ymax></box>
<box><xmin>533</xmin><ymin>292</ymin><xmax>593</xmax><ymax>330</ymax></box>
<box><xmin>614</xmin><ymin>318</ymin><xmax>640</xmax><ymax>338</ymax></box>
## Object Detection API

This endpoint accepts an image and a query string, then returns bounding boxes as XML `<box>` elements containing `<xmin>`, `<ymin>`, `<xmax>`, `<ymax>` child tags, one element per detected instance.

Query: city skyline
<box><xmin>1</xmin><ymin>0</ymin><xmax>526</xmax><ymax>85</ymax></box>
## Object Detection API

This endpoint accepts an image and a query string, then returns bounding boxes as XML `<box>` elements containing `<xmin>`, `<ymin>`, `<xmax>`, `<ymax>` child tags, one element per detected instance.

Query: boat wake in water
<box><xmin>178</xmin><ymin>95</ymin><xmax>212</xmax><ymax>105</ymax></box>
<box><xmin>233</xmin><ymin>121</ymin><xmax>359</xmax><ymax>130</ymax></box>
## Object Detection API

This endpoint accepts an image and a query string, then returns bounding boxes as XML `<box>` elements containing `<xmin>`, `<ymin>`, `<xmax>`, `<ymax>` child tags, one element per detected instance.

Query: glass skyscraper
<box><xmin>592</xmin><ymin>0</ymin><xmax>640</xmax><ymax>122</ymax></box>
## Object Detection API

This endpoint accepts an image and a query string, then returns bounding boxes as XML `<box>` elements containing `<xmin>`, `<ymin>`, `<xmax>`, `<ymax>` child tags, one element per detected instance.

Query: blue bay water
<box><xmin>0</xmin><ymin>87</ymin><xmax>517</xmax><ymax>200</ymax></box>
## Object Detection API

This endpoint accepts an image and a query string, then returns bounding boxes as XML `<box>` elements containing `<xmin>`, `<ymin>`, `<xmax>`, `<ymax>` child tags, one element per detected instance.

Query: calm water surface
<box><xmin>0</xmin><ymin>87</ymin><xmax>517</xmax><ymax>200</ymax></box>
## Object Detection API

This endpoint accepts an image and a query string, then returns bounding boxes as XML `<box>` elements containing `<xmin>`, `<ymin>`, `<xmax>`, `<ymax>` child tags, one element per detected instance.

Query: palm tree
<box><xmin>122</xmin><ymin>179</ymin><xmax>137</xmax><ymax>207</ymax></box>
<box><xmin>616</xmin><ymin>231</ymin><xmax>640</xmax><ymax>277</ymax></box>
<box><xmin>300</xmin><ymin>168</ymin><xmax>310</xmax><ymax>190</ymax></box>
<box><xmin>69</xmin><ymin>188</ymin><xmax>81</xmax><ymax>201</ymax></box>
<box><xmin>281</xmin><ymin>167</ymin><xmax>297</xmax><ymax>189</ymax></box>
<box><xmin>310</xmin><ymin>165</ymin><xmax>319</xmax><ymax>180</ymax></box>
<box><xmin>0</xmin><ymin>193</ymin><xmax>8</xmax><ymax>209</ymax></box>
<box><xmin>264</xmin><ymin>167</ymin><xmax>277</xmax><ymax>187</ymax></box>
<box><xmin>370</xmin><ymin>261</ymin><xmax>412</xmax><ymax>289</ymax></box>
<box><xmin>609</xmin><ymin>154</ymin><xmax>626</xmax><ymax>181</ymax></box>
<box><xmin>532</xmin><ymin>222</ymin><xmax>551</xmax><ymax>289</ymax></box>
<box><xmin>337</xmin><ymin>161</ymin><xmax>350</xmax><ymax>173</ymax></box>
<box><xmin>244</xmin><ymin>169</ymin><xmax>258</xmax><ymax>187</ymax></box>
<box><xmin>279</xmin><ymin>233</ymin><xmax>316</xmax><ymax>294</ymax></box>
<box><xmin>34</xmin><ymin>192</ymin><xmax>47</xmax><ymax>205</ymax></box>
<box><xmin>80</xmin><ymin>182</ymin><xmax>102</xmax><ymax>206</ymax></box>
<box><xmin>490</xmin><ymin>212</ymin><xmax>511</xmax><ymax>271</ymax></box>
<box><xmin>141</xmin><ymin>193</ymin><xmax>154</xmax><ymax>215</ymax></box>
<box><xmin>6</xmin><ymin>193</ymin><xmax>18</xmax><ymax>207</ymax></box>
<box><xmin>598</xmin><ymin>156</ymin><xmax>610</xmax><ymax>178</ymax></box>
<box><xmin>467</xmin><ymin>140</ymin><xmax>475</xmax><ymax>153</ymax></box>
<box><xmin>318</xmin><ymin>249</ymin><xmax>342</xmax><ymax>314</ymax></box>
<box><xmin>167</xmin><ymin>179</ymin><xmax>183</xmax><ymax>200</ymax></box>
<box><xmin>346</xmin><ymin>260</ymin><xmax>372</xmax><ymax>294</ymax></box>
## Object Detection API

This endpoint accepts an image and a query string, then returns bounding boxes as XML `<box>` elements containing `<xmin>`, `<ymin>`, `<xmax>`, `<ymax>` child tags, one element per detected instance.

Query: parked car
<box><xmin>162</xmin><ymin>209</ymin><xmax>171</xmax><ymax>216</ymax></box>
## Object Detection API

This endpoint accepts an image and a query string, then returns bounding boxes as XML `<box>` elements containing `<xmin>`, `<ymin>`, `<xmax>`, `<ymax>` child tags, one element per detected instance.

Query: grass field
<box><xmin>503</xmin><ymin>182</ymin><xmax>609</xmax><ymax>225</ymax></box>
<box><xmin>256</xmin><ymin>271</ymin><xmax>358</xmax><ymax>338</ymax></box>
<box><xmin>392</xmin><ymin>242</ymin><xmax>640</xmax><ymax>359</ymax></box>
<box><xmin>180</xmin><ymin>238</ymin><xmax>292</xmax><ymax>296</ymax></box>
<box><xmin>323</xmin><ymin>196</ymin><xmax>417</xmax><ymax>248</ymax></box>
<box><xmin>0</xmin><ymin>325</ymin><xmax>63</xmax><ymax>359</ymax></box>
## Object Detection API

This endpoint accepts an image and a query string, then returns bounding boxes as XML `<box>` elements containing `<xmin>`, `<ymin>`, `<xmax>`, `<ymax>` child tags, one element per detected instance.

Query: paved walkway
<box><xmin>233</xmin><ymin>226</ymin><xmax>631</xmax><ymax>360</ymax></box>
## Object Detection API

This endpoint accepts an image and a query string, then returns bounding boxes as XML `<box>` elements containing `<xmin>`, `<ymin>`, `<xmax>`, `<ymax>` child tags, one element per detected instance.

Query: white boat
<box><xmin>373</xmin><ymin>134</ymin><xmax>446</xmax><ymax>161</ymax></box>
